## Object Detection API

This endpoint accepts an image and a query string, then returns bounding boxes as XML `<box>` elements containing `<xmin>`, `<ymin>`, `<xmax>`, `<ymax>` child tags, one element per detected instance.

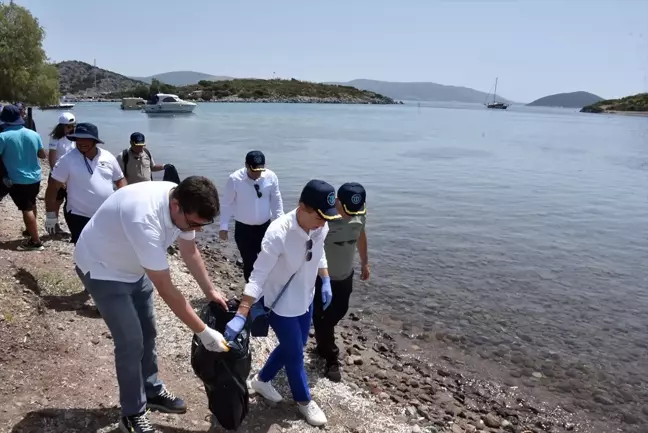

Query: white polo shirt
<box><xmin>243</xmin><ymin>208</ymin><xmax>328</xmax><ymax>317</ymax></box>
<box><xmin>48</xmin><ymin>137</ymin><xmax>76</xmax><ymax>165</ymax></box>
<box><xmin>219</xmin><ymin>167</ymin><xmax>284</xmax><ymax>230</ymax></box>
<box><xmin>51</xmin><ymin>148</ymin><xmax>124</xmax><ymax>218</ymax></box>
<box><xmin>74</xmin><ymin>181</ymin><xmax>196</xmax><ymax>283</ymax></box>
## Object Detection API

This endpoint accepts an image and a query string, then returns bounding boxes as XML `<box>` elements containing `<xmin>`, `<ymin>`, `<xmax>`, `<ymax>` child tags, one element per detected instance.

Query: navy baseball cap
<box><xmin>67</xmin><ymin>122</ymin><xmax>104</xmax><ymax>144</ymax></box>
<box><xmin>0</xmin><ymin>105</ymin><xmax>24</xmax><ymax>126</ymax></box>
<box><xmin>245</xmin><ymin>150</ymin><xmax>266</xmax><ymax>172</ymax></box>
<box><xmin>299</xmin><ymin>180</ymin><xmax>340</xmax><ymax>221</ymax></box>
<box><xmin>130</xmin><ymin>132</ymin><xmax>146</xmax><ymax>145</ymax></box>
<box><xmin>338</xmin><ymin>182</ymin><xmax>367</xmax><ymax>215</ymax></box>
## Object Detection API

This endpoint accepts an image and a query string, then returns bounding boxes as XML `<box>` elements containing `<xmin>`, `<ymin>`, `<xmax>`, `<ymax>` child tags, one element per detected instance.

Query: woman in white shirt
<box><xmin>224</xmin><ymin>179</ymin><xmax>340</xmax><ymax>427</ymax></box>
<box><xmin>46</xmin><ymin>112</ymin><xmax>76</xmax><ymax>234</ymax></box>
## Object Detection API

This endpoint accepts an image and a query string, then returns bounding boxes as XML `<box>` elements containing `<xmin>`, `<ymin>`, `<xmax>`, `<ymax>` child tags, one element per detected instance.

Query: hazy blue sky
<box><xmin>20</xmin><ymin>0</ymin><xmax>647</xmax><ymax>102</ymax></box>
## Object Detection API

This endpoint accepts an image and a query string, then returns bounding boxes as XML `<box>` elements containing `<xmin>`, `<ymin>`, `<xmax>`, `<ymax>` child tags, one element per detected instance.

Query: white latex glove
<box><xmin>196</xmin><ymin>326</ymin><xmax>230</xmax><ymax>352</ymax></box>
<box><xmin>44</xmin><ymin>212</ymin><xmax>58</xmax><ymax>235</ymax></box>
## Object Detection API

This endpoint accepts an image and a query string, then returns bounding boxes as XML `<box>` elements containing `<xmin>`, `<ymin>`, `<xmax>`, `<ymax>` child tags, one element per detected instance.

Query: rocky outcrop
<box><xmin>56</xmin><ymin>61</ymin><xmax>145</xmax><ymax>96</ymax></box>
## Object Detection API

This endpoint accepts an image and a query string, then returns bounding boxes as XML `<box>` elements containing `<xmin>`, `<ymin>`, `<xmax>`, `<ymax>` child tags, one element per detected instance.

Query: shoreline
<box><xmin>599</xmin><ymin>110</ymin><xmax>648</xmax><ymax>117</ymax></box>
<box><xmin>0</xmin><ymin>172</ymin><xmax>620</xmax><ymax>433</ymax></box>
<box><xmin>62</xmin><ymin>97</ymin><xmax>400</xmax><ymax>105</ymax></box>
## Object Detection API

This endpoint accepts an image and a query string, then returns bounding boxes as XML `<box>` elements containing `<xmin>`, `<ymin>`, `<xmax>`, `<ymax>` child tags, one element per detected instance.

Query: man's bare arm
<box><xmin>45</xmin><ymin>178</ymin><xmax>64</xmax><ymax>213</ymax></box>
<box><xmin>358</xmin><ymin>229</ymin><xmax>368</xmax><ymax>266</ymax></box>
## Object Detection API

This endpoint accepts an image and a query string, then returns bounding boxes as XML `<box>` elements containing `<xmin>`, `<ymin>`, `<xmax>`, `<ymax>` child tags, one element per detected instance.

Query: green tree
<box><xmin>0</xmin><ymin>2</ymin><xmax>60</xmax><ymax>105</ymax></box>
<box><xmin>131</xmin><ymin>85</ymin><xmax>150</xmax><ymax>99</ymax></box>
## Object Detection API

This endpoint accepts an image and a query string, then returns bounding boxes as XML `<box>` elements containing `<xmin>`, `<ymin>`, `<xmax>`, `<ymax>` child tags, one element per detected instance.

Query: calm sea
<box><xmin>33</xmin><ymin>102</ymin><xmax>648</xmax><ymax>426</ymax></box>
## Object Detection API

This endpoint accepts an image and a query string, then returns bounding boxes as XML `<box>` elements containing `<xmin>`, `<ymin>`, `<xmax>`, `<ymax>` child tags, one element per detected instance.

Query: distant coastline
<box><xmin>580</xmin><ymin>93</ymin><xmax>648</xmax><ymax>115</ymax></box>
<box><xmin>63</xmin><ymin>96</ymin><xmax>401</xmax><ymax>105</ymax></box>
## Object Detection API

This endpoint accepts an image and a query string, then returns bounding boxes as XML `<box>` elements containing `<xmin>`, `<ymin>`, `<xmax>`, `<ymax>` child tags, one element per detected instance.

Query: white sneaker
<box><xmin>298</xmin><ymin>400</ymin><xmax>327</xmax><ymax>426</ymax></box>
<box><xmin>248</xmin><ymin>374</ymin><xmax>283</xmax><ymax>403</ymax></box>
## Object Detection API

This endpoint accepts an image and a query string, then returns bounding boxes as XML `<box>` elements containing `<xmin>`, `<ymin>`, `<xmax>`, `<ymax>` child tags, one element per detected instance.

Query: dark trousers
<box><xmin>76</xmin><ymin>267</ymin><xmax>163</xmax><ymax>416</ymax></box>
<box><xmin>65</xmin><ymin>208</ymin><xmax>91</xmax><ymax>245</ymax></box>
<box><xmin>313</xmin><ymin>272</ymin><xmax>354</xmax><ymax>364</ymax></box>
<box><xmin>234</xmin><ymin>220</ymin><xmax>270</xmax><ymax>282</ymax></box>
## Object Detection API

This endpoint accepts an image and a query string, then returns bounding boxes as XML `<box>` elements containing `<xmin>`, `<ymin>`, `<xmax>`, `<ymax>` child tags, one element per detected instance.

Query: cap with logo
<box><xmin>299</xmin><ymin>179</ymin><xmax>341</xmax><ymax>221</ymax></box>
<box><xmin>0</xmin><ymin>105</ymin><xmax>25</xmax><ymax>126</ymax></box>
<box><xmin>245</xmin><ymin>150</ymin><xmax>266</xmax><ymax>172</ymax></box>
<box><xmin>67</xmin><ymin>122</ymin><xmax>104</xmax><ymax>144</ymax></box>
<box><xmin>58</xmin><ymin>112</ymin><xmax>75</xmax><ymax>125</ymax></box>
<box><xmin>337</xmin><ymin>182</ymin><xmax>367</xmax><ymax>215</ymax></box>
<box><xmin>130</xmin><ymin>132</ymin><xmax>146</xmax><ymax>146</ymax></box>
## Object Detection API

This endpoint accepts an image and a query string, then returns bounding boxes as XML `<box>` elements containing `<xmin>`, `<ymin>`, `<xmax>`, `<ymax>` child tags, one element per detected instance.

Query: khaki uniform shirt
<box><xmin>116</xmin><ymin>149</ymin><xmax>155</xmax><ymax>184</ymax></box>
<box><xmin>324</xmin><ymin>215</ymin><xmax>366</xmax><ymax>281</ymax></box>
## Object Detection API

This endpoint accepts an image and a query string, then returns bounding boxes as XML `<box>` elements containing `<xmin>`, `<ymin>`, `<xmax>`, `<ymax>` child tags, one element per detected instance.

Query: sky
<box><xmin>18</xmin><ymin>0</ymin><xmax>648</xmax><ymax>102</ymax></box>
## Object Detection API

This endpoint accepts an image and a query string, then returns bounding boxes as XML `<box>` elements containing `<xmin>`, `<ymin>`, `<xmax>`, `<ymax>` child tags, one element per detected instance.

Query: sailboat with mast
<box><xmin>485</xmin><ymin>77</ymin><xmax>509</xmax><ymax>110</ymax></box>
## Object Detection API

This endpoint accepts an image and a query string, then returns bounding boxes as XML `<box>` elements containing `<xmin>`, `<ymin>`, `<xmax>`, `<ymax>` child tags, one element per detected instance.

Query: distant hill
<box><xmin>56</xmin><ymin>61</ymin><xmax>145</xmax><ymax>96</ymax></box>
<box><xmin>527</xmin><ymin>91</ymin><xmax>603</xmax><ymax>108</ymax></box>
<box><xmin>581</xmin><ymin>93</ymin><xmax>648</xmax><ymax>114</ymax></box>
<box><xmin>327</xmin><ymin>79</ymin><xmax>514</xmax><ymax>104</ymax></box>
<box><xmin>130</xmin><ymin>71</ymin><xmax>233</xmax><ymax>86</ymax></box>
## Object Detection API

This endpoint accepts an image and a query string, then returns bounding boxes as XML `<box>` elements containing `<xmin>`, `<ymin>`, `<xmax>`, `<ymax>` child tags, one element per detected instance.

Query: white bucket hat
<box><xmin>58</xmin><ymin>112</ymin><xmax>75</xmax><ymax>125</ymax></box>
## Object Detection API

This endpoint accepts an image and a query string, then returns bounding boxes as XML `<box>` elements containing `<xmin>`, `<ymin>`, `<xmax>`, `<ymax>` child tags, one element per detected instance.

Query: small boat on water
<box><xmin>143</xmin><ymin>93</ymin><xmax>196</xmax><ymax>114</ymax></box>
<box><xmin>485</xmin><ymin>77</ymin><xmax>509</xmax><ymax>110</ymax></box>
<box><xmin>40</xmin><ymin>102</ymin><xmax>75</xmax><ymax>110</ymax></box>
<box><xmin>121</xmin><ymin>97</ymin><xmax>146</xmax><ymax>110</ymax></box>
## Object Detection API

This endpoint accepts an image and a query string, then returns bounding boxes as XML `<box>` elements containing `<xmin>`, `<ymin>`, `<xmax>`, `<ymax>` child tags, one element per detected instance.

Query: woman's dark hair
<box><xmin>172</xmin><ymin>176</ymin><xmax>220</xmax><ymax>220</ymax></box>
<box><xmin>49</xmin><ymin>123</ymin><xmax>67</xmax><ymax>140</ymax></box>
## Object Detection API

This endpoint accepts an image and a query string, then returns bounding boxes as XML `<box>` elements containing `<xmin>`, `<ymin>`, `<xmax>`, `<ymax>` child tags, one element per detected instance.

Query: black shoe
<box><xmin>146</xmin><ymin>387</ymin><xmax>186</xmax><ymax>414</ymax></box>
<box><xmin>119</xmin><ymin>412</ymin><xmax>156</xmax><ymax>433</ymax></box>
<box><xmin>17</xmin><ymin>239</ymin><xmax>44</xmax><ymax>251</ymax></box>
<box><xmin>325</xmin><ymin>362</ymin><xmax>342</xmax><ymax>382</ymax></box>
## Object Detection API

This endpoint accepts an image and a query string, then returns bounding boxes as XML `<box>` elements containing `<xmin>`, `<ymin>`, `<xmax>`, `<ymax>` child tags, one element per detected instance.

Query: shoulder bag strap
<box><xmin>122</xmin><ymin>149</ymin><xmax>129</xmax><ymax>171</ymax></box>
<box><xmin>267</xmin><ymin>264</ymin><xmax>302</xmax><ymax>312</ymax></box>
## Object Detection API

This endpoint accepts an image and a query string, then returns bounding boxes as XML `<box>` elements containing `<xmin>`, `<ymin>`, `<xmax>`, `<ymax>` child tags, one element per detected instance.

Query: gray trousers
<box><xmin>76</xmin><ymin>267</ymin><xmax>164</xmax><ymax>416</ymax></box>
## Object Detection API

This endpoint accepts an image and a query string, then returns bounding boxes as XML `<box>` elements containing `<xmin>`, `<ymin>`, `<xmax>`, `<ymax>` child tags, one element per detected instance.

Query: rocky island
<box><xmin>56</xmin><ymin>61</ymin><xmax>397</xmax><ymax>105</ymax></box>
<box><xmin>114</xmin><ymin>77</ymin><xmax>398</xmax><ymax>105</ymax></box>
<box><xmin>580</xmin><ymin>92</ymin><xmax>648</xmax><ymax>114</ymax></box>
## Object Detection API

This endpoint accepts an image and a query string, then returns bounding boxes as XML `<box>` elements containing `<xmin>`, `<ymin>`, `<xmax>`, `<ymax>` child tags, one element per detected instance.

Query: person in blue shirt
<box><xmin>0</xmin><ymin>105</ymin><xmax>47</xmax><ymax>251</ymax></box>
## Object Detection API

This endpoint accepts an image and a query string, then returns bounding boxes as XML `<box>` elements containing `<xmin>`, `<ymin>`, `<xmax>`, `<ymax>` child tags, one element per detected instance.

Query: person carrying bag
<box><xmin>222</xmin><ymin>179</ymin><xmax>340</xmax><ymax>427</ymax></box>
<box><xmin>248</xmin><ymin>269</ymin><xmax>300</xmax><ymax>337</ymax></box>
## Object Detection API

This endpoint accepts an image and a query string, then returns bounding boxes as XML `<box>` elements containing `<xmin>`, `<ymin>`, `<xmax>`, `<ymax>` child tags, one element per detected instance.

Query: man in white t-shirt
<box><xmin>44</xmin><ymin>123</ymin><xmax>126</xmax><ymax>244</ymax></box>
<box><xmin>74</xmin><ymin>176</ymin><xmax>229</xmax><ymax>433</ymax></box>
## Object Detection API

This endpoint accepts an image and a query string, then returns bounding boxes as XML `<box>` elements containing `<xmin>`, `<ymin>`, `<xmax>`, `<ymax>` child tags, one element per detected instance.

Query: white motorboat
<box><xmin>142</xmin><ymin>93</ymin><xmax>196</xmax><ymax>114</ymax></box>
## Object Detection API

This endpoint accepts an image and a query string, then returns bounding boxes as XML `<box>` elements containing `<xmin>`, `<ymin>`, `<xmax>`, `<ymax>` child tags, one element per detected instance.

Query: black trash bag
<box><xmin>191</xmin><ymin>300</ymin><xmax>251</xmax><ymax>431</ymax></box>
<box><xmin>163</xmin><ymin>164</ymin><xmax>180</xmax><ymax>184</ymax></box>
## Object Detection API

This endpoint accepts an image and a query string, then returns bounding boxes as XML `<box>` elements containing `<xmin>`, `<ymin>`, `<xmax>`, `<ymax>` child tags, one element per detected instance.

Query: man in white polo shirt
<box><xmin>75</xmin><ymin>176</ymin><xmax>229</xmax><ymax>433</ymax></box>
<box><xmin>219</xmin><ymin>150</ymin><xmax>284</xmax><ymax>282</ymax></box>
<box><xmin>44</xmin><ymin>123</ymin><xmax>126</xmax><ymax>244</ymax></box>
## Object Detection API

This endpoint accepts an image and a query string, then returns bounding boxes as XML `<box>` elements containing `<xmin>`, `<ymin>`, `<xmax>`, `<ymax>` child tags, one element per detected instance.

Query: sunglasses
<box><xmin>254</xmin><ymin>184</ymin><xmax>262</xmax><ymax>198</ymax></box>
<box><xmin>306</xmin><ymin>239</ymin><xmax>313</xmax><ymax>262</ymax></box>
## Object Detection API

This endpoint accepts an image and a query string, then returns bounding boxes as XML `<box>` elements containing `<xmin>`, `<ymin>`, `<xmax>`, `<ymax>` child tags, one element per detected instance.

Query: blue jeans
<box><xmin>258</xmin><ymin>304</ymin><xmax>313</xmax><ymax>402</ymax></box>
<box><xmin>76</xmin><ymin>267</ymin><xmax>164</xmax><ymax>416</ymax></box>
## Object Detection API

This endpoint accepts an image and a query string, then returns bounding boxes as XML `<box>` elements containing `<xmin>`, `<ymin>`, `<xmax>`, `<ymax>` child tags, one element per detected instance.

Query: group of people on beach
<box><xmin>0</xmin><ymin>103</ymin><xmax>370</xmax><ymax>432</ymax></box>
